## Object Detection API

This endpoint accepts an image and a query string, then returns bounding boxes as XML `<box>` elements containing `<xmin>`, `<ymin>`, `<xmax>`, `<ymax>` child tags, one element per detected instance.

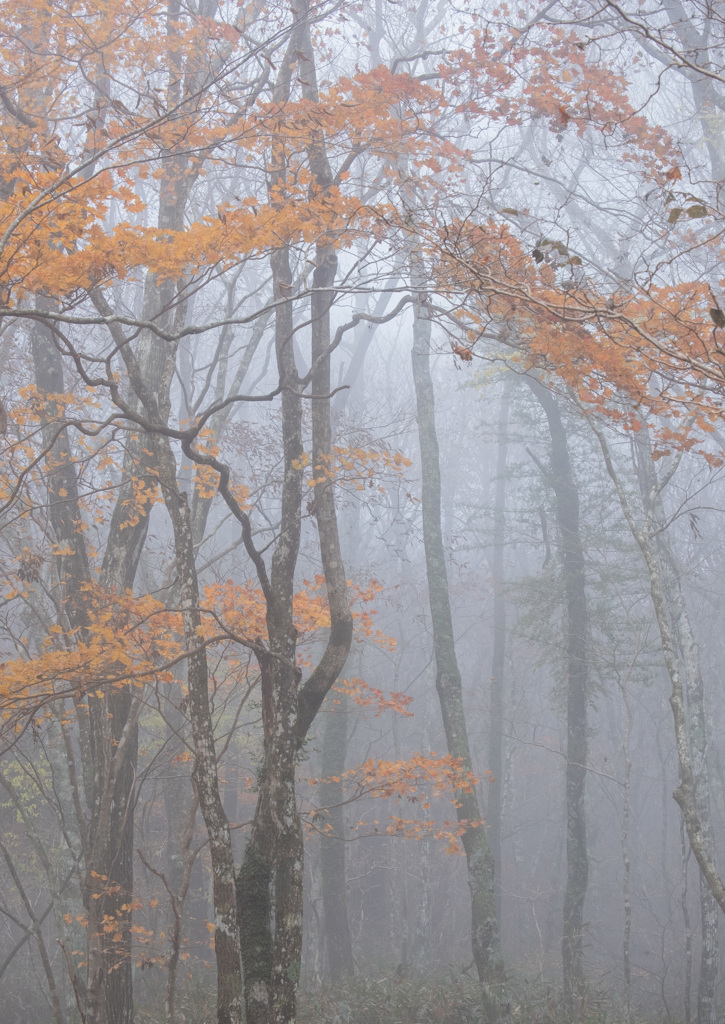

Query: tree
<box><xmin>5</xmin><ymin>3</ymin><xmax>725</xmax><ymax>1023</ymax></box>
<box><xmin>526</xmin><ymin>380</ymin><xmax>590</xmax><ymax>1010</ymax></box>
<box><xmin>592</xmin><ymin>418</ymin><xmax>721</xmax><ymax>1024</ymax></box>
<box><xmin>411</xmin><ymin>295</ymin><xmax>507</xmax><ymax>1021</ymax></box>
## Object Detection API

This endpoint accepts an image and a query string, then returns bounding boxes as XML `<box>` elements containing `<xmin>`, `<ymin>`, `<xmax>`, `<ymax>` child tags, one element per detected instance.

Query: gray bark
<box><xmin>488</xmin><ymin>382</ymin><xmax>511</xmax><ymax>927</ymax></box>
<box><xmin>157</xmin><ymin>437</ymin><xmax>246</xmax><ymax>1024</ymax></box>
<box><xmin>529</xmin><ymin>381</ymin><xmax>589</xmax><ymax>1011</ymax></box>
<box><xmin>319</xmin><ymin>693</ymin><xmax>355</xmax><ymax>981</ymax></box>
<box><xmin>594</xmin><ymin>422</ymin><xmax>722</xmax><ymax>1022</ymax></box>
<box><xmin>411</xmin><ymin>299</ymin><xmax>507</xmax><ymax>1022</ymax></box>
<box><xmin>630</xmin><ymin>435</ymin><xmax>719</xmax><ymax>1024</ymax></box>
<box><xmin>236</xmin><ymin>15</ymin><xmax>353</xmax><ymax>1023</ymax></box>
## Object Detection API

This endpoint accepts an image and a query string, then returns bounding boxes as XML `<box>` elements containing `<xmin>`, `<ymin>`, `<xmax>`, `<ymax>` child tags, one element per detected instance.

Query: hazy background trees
<box><xmin>2</xmin><ymin>2</ymin><xmax>725</xmax><ymax>1024</ymax></box>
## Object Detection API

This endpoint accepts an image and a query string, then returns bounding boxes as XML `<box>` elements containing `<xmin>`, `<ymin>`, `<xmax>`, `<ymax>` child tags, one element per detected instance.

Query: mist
<box><xmin>1</xmin><ymin>3</ymin><xmax>725</xmax><ymax>1024</ymax></box>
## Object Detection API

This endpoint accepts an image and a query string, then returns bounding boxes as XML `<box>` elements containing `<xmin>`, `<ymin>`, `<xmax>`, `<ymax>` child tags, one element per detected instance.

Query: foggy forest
<box><xmin>3</xmin><ymin>2</ymin><xmax>725</xmax><ymax>1024</ymax></box>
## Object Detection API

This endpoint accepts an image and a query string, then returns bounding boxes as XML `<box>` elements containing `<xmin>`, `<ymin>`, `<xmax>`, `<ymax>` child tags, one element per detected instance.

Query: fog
<box><xmin>1</xmin><ymin>2</ymin><xmax>725</xmax><ymax>1024</ymax></box>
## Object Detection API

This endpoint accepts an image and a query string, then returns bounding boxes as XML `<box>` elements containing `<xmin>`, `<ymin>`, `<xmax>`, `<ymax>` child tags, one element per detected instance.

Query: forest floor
<box><xmin>134</xmin><ymin>965</ymin><xmax>644</xmax><ymax>1024</ymax></box>
<box><xmin>296</xmin><ymin>967</ymin><xmax>630</xmax><ymax>1024</ymax></box>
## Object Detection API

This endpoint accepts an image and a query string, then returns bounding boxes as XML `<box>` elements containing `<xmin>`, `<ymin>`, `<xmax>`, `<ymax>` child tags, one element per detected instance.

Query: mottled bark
<box><xmin>411</xmin><ymin>300</ymin><xmax>506</xmax><ymax>1022</ymax></box>
<box><xmin>237</xmin><ymin>230</ymin><xmax>304</xmax><ymax>1024</ymax></box>
<box><xmin>681</xmin><ymin>820</ymin><xmax>693</xmax><ymax>1024</ymax></box>
<box><xmin>595</xmin><ymin>423</ymin><xmax>723</xmax><ymax>1016</ymax></box>
<box><xmin>629</xmin><ymin>435</ymin><xmax>719</xmax><ymax>1024</ymax></box>
<box><xmin>237</xmin><ymin>14</ymin><xmax>352</xmax><ymax>1022</ymax></box>
<box><xmin>156</xmin><ymin>437</ymin><xmax>245</xmax><ymax>1024</ymax></box>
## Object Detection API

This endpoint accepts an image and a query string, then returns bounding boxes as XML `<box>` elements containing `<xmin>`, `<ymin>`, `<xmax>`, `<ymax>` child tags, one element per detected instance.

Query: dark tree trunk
<box><xmin>236</xmin><ymin>15</ymin><xmax>353</xmax><ymax>1022</ymax></box>
<box><xmin>237</xmin><ymin>235</ymin><xmax>303</xmax><ymax>1024</ymax></box>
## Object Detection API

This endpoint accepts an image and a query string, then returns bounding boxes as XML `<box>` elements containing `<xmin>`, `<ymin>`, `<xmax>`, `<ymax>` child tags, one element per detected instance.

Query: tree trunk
<box><xmin>681</xmin><ymin>820</ymin><xmax>693</xmax><ymax>1024</ymax></box>
<box><xmin>629</xmin><ymin>434</ymin><xmax>719</xmax><ymax>1024</ymax></box>
<box><xmin>411</xmin><ymin>299</ymin><xmax>506</xmax><ymax>1022</ymax></box>
<box><xmin>489</xmin><ymin>381</ymin><xmax>511</xmax><ymax>928</ymax></box>
<box><xmin>236</xmin><ymin>16</ymin><xmax>353</xmax><ymax>1021</ymax></box>
<box><xmin>619</xmin><ymin>677</ymin><xmax>633</xmax><ymax>1024</ymax></box>
<box><xmin>595</xmin><ymin>422</ymin><xmax>723</xmax><ymax>1019</ymax></box>
<box><xmin>156</xmin><ymin>438</ymin><xmax>245</xmax><ymax>1024</ymax></box>
<box><xmin>319</xmin><ymin>693</ymin><xmax>355</xmax><ymax>981</ymax></box>
<box><xmin>31</xmin><ymin>318</ymin><xmax>142</xmax><ymax>1024</ymax></box>
<box><xmin>529</xmin><ymin>382</ymin><xmax>589</xmax><ymax>1013</ymax></box>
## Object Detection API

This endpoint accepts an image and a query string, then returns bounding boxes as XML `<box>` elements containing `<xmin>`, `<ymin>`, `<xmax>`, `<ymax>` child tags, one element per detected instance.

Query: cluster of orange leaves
<box><xmin>64</xmin><ymin>884</ymin><xmax>187</xmax><ymax>970</ymax></box>
<box><xmin>299</xmin><ymin>445</ymin><xmax>412</xmax><ymax>494</ymax></box>
<box><xmin>203</xmin><ymin>574</ymin><xmax>395</xmax><ymax>654</ymax></box>
<box><xmin>0</xmin><ymin>570</ymin><xmax>395</xmax><ymax>729</ymax></box>
<box><xmin>0</xmin><ymin>586</ymin><xmax>181</xmax><ymax>723</ymax></box>
<box><xmin>332</xmin><ymin>677</ymin><xmax>413</xmax><ymax>717</ymax></box>
<box><xmin>0</xmin><ymin>0</ymin><xmax>681</xmax><ymax>307</ymax></box>
<box><xmin>429</xmin><ymin>212</ymin><xmax>725</xmax><ymax>455</ymax></box>
<box><xmin>324</xmin><ymin>752</ymin><xmax>479</xmax><ymax>804</ymax></box>
<box><xmin>311</xmin><ymin>753</ymin><xmax>485</xmax><ymax>854</ymax></box>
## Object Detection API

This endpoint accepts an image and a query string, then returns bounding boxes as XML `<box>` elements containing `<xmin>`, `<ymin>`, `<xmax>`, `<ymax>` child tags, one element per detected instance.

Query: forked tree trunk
<box><xmin>235</xmin><ymin>13</ymin><xmax>354</xmax><ymax>1021</ymax></box>
<box><xmin>411</xmin><ymin>299</ymin><xmax>507</xmax><ymax>1022</ymax></box>
<box><xmin>236</xmin><ymin>235</ymin><xmax>352</xmax><ymax>1024</ymax></box>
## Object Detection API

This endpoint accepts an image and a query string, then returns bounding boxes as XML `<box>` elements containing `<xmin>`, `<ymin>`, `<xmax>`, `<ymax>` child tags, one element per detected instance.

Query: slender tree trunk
<box><xmin>681</xmin><ymin>819</ymin><xmax>693</xmax><ymax>1024</ymax></box>
<box><xmin>628</xmin><ymin>435</ymin><xmax>719</xmax><ymax>1024</ymax></box>
<box><xmin>595</xmin><ymin>423</ymin><xmax>722</xmax><ymax>1019</ymax></box>
<box><xmin>686</xmin><ymin>659</ymin><xmax>719</xmax><ymax>1024</ymax></box>
<box><xmin>489</xmin><ymin>382</ymin><xmax>510</xmax><ymax>927</ymax></box>
<box><xmin>413</xmin><ymin>685</ymin><xmax>435</xmax><ymax>966</ymax></box>
<box><xmin>411</xmin><ymin>299</ymin><xmax>506</xmax><ymax>1022</ymax></box>
<box><xmin>319</xmin><ymin>693</ymin><xmax>355</xmax><ymax>981</ymax></box>
<box><xmin>156</xmin><ymin>438</ymin><xmax>245</xmax><ymax>1024</ymax></box>
<box><xmin>529</xmin><ymin>382</ymin><xmax>589</xmax><ymax>1013</ymax></box>
<box><xmin>237</xmin><ymin>239</ymin><xmax>303</xmax><ymax>1024</ymax></box>
<box><xmin>236</xmin><ymin>16</ymin><xmax>353</xmax><ymax>1021</ymax></box>
<box><xmin>619</xmin><ymin>681</ymin><xmax>633</xmax><ymax>1024</ymax></box>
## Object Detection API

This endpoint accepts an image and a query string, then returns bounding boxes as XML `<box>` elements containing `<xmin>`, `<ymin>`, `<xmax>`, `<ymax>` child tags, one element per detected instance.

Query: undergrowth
<box><xmin>298</xmin><ymin>967</ymin><xmax>483</xmax><ymax>1024</ymax></box>
<box><xmin>298</xmin><ymin>967</ymin><xmax>631</xmax><ymax>1024</ymax></box>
